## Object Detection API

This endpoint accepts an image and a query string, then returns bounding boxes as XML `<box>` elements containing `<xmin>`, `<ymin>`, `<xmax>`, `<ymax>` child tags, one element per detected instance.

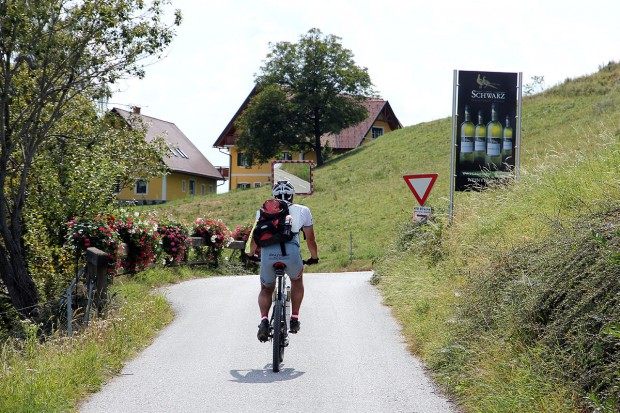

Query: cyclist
<box><xmin>248</xmin><ymin>180</ymin><xmax>319</xmax><ymax>342</ymax></box>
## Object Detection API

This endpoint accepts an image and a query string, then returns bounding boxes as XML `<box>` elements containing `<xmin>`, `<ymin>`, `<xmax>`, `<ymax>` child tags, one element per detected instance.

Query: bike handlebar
<box><xmin>245</xmin><ymin>253</ymin><xmax>318</xmax><ymax>266</ymax></box>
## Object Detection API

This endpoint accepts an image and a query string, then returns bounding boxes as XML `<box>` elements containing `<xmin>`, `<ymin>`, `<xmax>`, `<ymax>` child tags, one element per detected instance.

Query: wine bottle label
<box><xmin>487</xmin><ymin>138</ymin><xmax>501</xmax><ymax>156</ymax></box>
<box><xmin>461</xmin><ymin>136</ymin><xmax>474</xmax><ymax>153</ymax></box>
<box><xmin>503</xmin><ymin>139</ymin><xmax>513</xmax><ymax>150</ymax></box>
<box><xmin>475</xmin><ymin>137</ymin><xmax>486</xmax><ymax>151</ymax></box>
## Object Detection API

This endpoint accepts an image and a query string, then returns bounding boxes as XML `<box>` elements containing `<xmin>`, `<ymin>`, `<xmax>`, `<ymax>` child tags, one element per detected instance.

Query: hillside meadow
<box><xmin>153</xmin><ymin>63</ymin><xmax>620</xmax><ymax>272</ymax></box>
<box><xmin>2</xmin><ymin>63</ymin><xmax>620</xmax><ymax>412</ymax></box>
<box><xmin>153</xmin><ymin>63</ymin><xmax>620</xmax><ymax>411</ymax></box>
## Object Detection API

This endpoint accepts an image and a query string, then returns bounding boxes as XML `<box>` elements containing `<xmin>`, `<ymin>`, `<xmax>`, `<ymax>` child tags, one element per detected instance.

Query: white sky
<box><xmin>109</xmin><ymin>0</ymin><xmax>620</xmax><ymax>170</ymax></box>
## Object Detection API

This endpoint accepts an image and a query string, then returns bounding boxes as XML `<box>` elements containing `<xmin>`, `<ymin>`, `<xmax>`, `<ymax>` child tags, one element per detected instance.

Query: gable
<box><xmin>321</xmin><ymin>99</ymin><xmax>402</xmax><ymax>150</ymax></box>
<box><xmin>112</xmin><ymin>107</ymin><xmax>222</xmax><ymax>181</ymax></box>
<box><xmin>212</xmin><ymin>87</ymin><xmax>257</xmax><ymax>148</ymax></box>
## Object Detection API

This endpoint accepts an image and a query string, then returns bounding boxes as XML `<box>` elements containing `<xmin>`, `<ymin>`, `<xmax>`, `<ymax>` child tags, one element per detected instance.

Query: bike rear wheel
<box><xmin>272</xmin><ymin>299</ymin><xmax>284</xmax><ymax>372</ymax></box>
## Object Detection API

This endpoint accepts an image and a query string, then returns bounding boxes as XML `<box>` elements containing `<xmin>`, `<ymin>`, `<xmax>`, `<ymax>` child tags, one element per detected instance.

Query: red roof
<box><xmin>321</xmin><ymin>99</ymin><xmax>401</xmax><ymax>149</ymax></box>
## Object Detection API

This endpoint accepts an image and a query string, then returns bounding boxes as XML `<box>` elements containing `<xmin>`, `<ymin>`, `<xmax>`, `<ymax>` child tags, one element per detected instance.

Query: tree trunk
<box><xmin>0</xmin><ymin>160</ymin><xmax>39</xmax><ymax>316</ymax></box>
<box><xmin>314</xmin><ymin>132</ymin><xmax>323</xmax><ymax>166</ymax></box>
<box><xmin>0</xmin><ymin>244</ymin><xmax>38</xmax><ymax>317</ymax></box>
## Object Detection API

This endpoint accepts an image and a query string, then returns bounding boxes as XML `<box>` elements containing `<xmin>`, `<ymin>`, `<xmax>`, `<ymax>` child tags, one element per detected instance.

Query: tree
<box><xmin>0</xmin><ymin>0</ymin><xmax>181</xmax><ymax>316</ymax></box>
<box><xmin>29</xmin><ymin>98</ymin><xmax>169</xmax><ymax>250</ymax></box>
<box><xmin>15</xmin><ymin>97</ymin><xmax>169</xmax><ymax>309</ymax></box>
<box><xmin>235</xmin><ymin>28</ymin><xmax>376</xmax><ymax>167</ymax></box>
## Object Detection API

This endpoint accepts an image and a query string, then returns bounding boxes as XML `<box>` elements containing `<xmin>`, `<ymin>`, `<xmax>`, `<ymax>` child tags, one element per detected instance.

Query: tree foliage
<box><xmin>29</xmin><ymin>100</ymin><xmax>169</xmax><ymax>248</ymax></box>
<box><xmin>0</xmin><ymin>0</ymin><xmax>181</xmax><ymax>316</ymax></box>
<box><xmin>235</xmin><ymin>28</ymin><xmax>375</xmax><ymax>166</ymax></box>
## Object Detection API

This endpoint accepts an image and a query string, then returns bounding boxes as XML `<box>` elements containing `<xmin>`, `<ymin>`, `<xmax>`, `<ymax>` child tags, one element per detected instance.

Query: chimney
<box><xmin>132</xmin><ymin>106</ymin><xmax>141</xmax><ymax>114</ymax></box>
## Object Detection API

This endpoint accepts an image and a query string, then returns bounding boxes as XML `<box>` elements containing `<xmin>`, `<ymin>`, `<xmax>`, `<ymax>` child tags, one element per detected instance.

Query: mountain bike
<box><xmin>270</xmin><ymin>261</ymin><xmax>290</xmax><ymax>372</ymax></box>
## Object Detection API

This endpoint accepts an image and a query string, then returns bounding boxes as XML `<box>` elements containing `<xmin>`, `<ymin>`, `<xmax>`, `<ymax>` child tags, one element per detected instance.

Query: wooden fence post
<box><xmin>86</xmin><ymin>247</ymin><xmax>109</xmax><ymax>314</ymax></box>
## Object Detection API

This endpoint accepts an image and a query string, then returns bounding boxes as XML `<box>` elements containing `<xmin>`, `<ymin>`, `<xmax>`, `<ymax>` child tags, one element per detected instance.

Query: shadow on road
<box><xmin>229</xmin><ymin>365</ymin><xmax>305</xmax><ymax>383</ymax></box>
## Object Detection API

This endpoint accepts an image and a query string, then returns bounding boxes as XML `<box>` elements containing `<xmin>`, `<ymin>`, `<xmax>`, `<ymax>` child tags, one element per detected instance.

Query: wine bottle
<box><xmin>474</xmin><ymin>110</ymin><xmax>486</xmax><ymax>167</ymax></box>
<box><xmin>485</xmin><ymin>104</ymin><xmax>502</xmax><ymax>169</ymax></box>
<box><xmin>502</xmin><ymin>115</ymin><xmax>513</xmax><ymax>169</ymax></box>
<box><xmin>459</xmin><ymin>105</ymin><xmax>475</xmax><ymax>168</ymax></box>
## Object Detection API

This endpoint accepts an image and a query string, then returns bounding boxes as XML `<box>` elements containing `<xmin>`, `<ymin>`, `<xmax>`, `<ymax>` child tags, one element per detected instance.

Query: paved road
<box><xmin>80</xmin><ymin>272</ymin><xmax>458</xmax><ymax>413</ymax></box>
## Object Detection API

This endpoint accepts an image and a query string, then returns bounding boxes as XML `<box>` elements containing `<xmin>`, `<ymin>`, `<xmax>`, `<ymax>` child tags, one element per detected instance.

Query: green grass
<box><xmin>151</xmin><ymin>64</ymin><xmax>620</xmax><ymax>274</ymax></box>
<box><xmin>5</xmin><ymin>62</ymin><xmax>620</xmax><ymax>412</ymax></box>
<box><xmin>0</xmin><ymin>267</ymin><xmax>211</xmax><ymax>413</ymax></box>
<box><xmin>372</xmin><ymin>65</ymin><xmax>620</xmax><ymax>411</ymax></box>
<box><xmin>376</xmin><ymin>158</ymin><xmax>620</xmax><ymax>410</ymax></box>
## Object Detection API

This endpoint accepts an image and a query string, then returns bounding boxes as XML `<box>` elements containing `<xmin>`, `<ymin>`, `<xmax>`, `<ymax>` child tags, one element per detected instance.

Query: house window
<box><xmin>280</xmin><ymin>151</ymin><xmax>292</xmax><ymax>161</ymax></box>
<box><xmin>237</xmin><ymin>152</ymin><xmax>248</xmax><ymax>167</ymax></box>
<box><xmin>177</xmin><ymin>147</ymin><xmax>189</xmax><ymax>159</ymax></box>
<box><xmin>189</xmin><ymin>180</ymin><xmax>196</xmax><ymax>195</ymax></box>
<box><xmin>135</xmin><ymin>179</ymin><xmax>147</xmax><ymax>195</ymax></box>
<box><xmin>169</xmin><ymin>145</ymin><xmax>189</xmax><ymax>159</ymax></box>
<box><xmin>254</xmin><ymin>182</ymin><xmax>261</xmax><ymax>188</ymax></box>
<box><xmin>182</xmin><ymin>180</ymin><xmax>186</xmax><ymax>192</ymax></box>
<box><xmin>209</xmin><ymin>184</ymin><xmax>214</xmax><ymax>193</ymax></box>
<box><xmin>201</xmin><ymin>184</ymin><xmax>206</xmax><ymax>196</ymax></box>
<box><xmin>237</xmin><ymin>183</ymin><xmax>250</xmax><ymax>189</ymax></box>
<box><xmin>371</xmin><ymin>126</ymin><xmax>384</xmax><ymax>140</ymax></box>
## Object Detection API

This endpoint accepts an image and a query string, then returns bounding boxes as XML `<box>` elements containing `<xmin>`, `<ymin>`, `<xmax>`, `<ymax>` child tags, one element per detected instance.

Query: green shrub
<box><xmin>394</xmin><ymin>215</ymin><xmax>445</xmax><ymax>266</ymax></box>
<box><xmin>458</xmin><ymin>211</ymin><xmax>620</xmax><ymax>410</ymax></box>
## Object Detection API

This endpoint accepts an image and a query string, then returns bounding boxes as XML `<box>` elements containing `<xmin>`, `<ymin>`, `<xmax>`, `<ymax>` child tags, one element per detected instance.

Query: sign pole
<box><xmin>515</xmin><ymin>72</ymin><xmax>523</xmax><ymax>181</ymax></box>
<box><xmin>449</xmin><ymin>70</ymin><xmax>458</xmax><ymax>225</ymax></box>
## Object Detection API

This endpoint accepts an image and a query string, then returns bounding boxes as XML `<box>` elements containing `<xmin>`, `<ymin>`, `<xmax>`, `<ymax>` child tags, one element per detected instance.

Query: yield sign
<box><xmin>403</xmin><ymin>174</ymin><xmax>438</xmax><ymax>206</ymax></box>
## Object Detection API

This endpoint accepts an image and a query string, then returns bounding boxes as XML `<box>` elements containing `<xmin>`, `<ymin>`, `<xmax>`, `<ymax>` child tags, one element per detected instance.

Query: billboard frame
<box><xmin>449</xmin><ymin>70</ymin><xmax>522</xmax><ymax>223</ymax></box>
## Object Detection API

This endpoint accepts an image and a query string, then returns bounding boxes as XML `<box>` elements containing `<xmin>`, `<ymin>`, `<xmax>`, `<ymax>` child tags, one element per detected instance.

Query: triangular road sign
<box><xmin>403</xmin><ymin>174</ymin><xmax>438</xmax><ymax>206</ymax></box>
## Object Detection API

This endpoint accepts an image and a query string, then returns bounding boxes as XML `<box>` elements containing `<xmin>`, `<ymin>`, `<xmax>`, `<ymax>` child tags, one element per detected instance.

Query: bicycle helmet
<box><xmin>272</xmin><ymin>180</ymin><xmax>295</xmax><ymax>202</ymax></box>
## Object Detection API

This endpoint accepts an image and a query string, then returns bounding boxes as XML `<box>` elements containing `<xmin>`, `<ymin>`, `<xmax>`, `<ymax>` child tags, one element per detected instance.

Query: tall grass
<box><xmin>0</xmin><ymin>267</ymin><xmax>205</xmax><ymax>412</ymax></box>
<box><xmin>373</xmin><ymin>65</ymin><xmax>620</xmax><ymax>411</ymax></box>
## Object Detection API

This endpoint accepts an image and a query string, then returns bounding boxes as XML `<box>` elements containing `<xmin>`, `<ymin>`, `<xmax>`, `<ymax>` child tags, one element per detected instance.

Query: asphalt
<box><xmin>79</xmin><ymin>272</ymin><xmax>458</xmax><ymax>413</ymax></box>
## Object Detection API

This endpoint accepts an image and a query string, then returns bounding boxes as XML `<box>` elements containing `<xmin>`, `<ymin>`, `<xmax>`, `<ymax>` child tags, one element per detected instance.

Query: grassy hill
<box><xmin>152</xmin><ymin>111</ymin><xmax>456</xmax><ymax>271</ymax></box>
<box><xmin>154</xmin><ymin>63</ymin><xmax>620</xmax><ymax>271</ymax></box>
<box><xmin>374</xmin><ymin>65</ymin><xmax>620</xmax><ymax>412</ymax></box>
<box><xmin>149</xmin><ymin>63</ymin><xmax>620</xmax><ymax>411</ymax></box>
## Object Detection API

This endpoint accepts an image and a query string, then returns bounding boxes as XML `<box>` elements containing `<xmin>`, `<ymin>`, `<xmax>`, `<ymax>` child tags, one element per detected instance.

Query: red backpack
<box><xmin>252</xmin><ymin>199</ymin><xmax>294</xmax><ymax>254</ymax></box>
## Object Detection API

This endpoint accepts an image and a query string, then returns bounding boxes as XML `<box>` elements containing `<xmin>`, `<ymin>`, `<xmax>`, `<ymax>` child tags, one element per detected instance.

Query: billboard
<box><xmin>453</xmin><ymin>70</ymin><xmax>520</xmax><ymax>191</ymax></box>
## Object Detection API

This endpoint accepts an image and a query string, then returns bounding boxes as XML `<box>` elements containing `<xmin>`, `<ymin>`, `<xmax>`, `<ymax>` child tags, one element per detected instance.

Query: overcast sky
<box><xmin>108</xmin><ymin>0</ymin><xmax>620</xmax><ymax>170</ymax></box>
